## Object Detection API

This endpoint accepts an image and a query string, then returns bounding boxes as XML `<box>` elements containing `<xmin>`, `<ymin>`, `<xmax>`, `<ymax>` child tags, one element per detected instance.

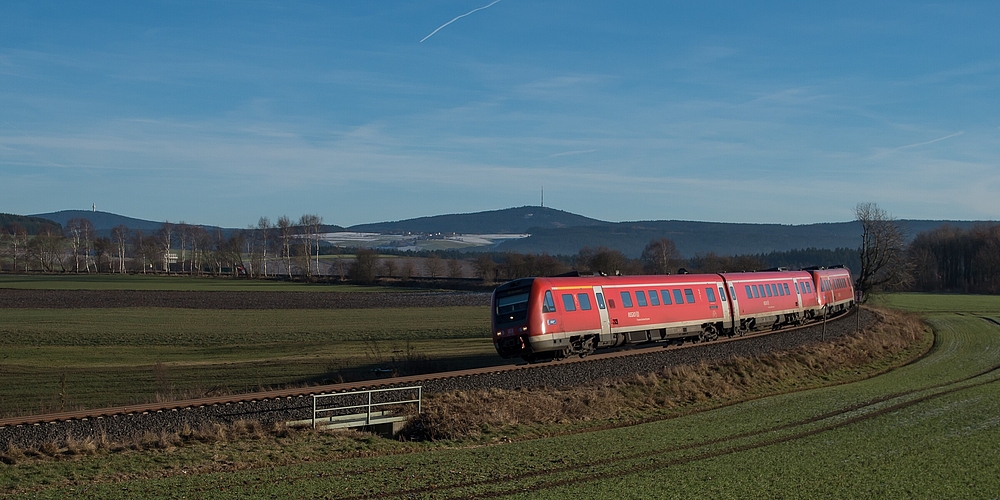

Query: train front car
<box><xmin>491</xmin><ymin>278</ymin><xmax>537</xmax><ymax>359</ymax></box>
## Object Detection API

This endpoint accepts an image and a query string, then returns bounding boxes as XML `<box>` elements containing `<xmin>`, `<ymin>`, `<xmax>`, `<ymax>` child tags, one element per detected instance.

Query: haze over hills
<box><xmin>21</xmin><ymin>207</ymin><xmax>996</xmax><ymax>258</ymax></box>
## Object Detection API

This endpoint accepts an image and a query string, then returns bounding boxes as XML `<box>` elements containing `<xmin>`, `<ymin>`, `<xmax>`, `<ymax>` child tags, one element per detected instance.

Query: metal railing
<box><xmin>311</xmin><ymin>386</ymin><xmax>422</xmax><ymax>429</ymax></box>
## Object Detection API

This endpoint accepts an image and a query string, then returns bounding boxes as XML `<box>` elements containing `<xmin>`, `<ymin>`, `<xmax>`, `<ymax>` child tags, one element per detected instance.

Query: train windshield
<box><xmin>495</xmin><ymin>292</ymin><xmax>529</xmax><ymax>325</ymax></box>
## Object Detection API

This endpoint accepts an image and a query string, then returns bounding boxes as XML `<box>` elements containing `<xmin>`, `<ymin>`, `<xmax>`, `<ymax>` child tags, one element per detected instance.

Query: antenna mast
<box><xmin>541</xmin><ymin>186</ymin><xmax>544</xmax><ymax>208</ymax></box>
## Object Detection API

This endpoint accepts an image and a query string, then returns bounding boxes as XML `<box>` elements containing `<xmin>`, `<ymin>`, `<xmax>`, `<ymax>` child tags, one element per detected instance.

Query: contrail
<box><xmin>895</xmin><ymin>131</ymin><xmax>964</xmax><ymax>150</ymax></box>
<box><xmin>420</xmin><ymin>0</ymin><xmax>503</xmax><ymax>43</ymax></box>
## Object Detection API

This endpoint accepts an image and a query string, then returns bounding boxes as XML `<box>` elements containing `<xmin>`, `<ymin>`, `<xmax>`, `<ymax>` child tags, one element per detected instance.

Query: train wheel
<box><xmin>699</xmin><ymin>325</ymin><xmax>719</xmax><ymax>343</ymax></box>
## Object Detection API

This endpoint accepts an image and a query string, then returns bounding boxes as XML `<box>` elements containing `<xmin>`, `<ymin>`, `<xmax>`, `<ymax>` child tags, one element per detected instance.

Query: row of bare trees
<box><xmin>0</xmin><ymin>214</ymin><xmax>329</xmax><ymax>277</ymax></box>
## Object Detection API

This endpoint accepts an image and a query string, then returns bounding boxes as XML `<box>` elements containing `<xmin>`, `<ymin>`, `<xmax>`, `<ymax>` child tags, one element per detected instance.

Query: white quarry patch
<box><xmin>318</xmin><ymin>232</ymin><xmax>530</xmax><ymax>249</ymax></box>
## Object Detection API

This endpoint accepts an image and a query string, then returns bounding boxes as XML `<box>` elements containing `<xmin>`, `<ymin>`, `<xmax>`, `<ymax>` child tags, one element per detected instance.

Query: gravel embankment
<box><xmin>0</xmin><ymin>309</ymin><xmax>878</xmax><ymax>449</ymax></box>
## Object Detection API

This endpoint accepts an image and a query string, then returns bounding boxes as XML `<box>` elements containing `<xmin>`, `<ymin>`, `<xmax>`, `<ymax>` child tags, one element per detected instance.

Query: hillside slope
<box><xmin>348</xmin><ymin>206</ymin><xmax>608</xmax><ymax>234</ymax></box>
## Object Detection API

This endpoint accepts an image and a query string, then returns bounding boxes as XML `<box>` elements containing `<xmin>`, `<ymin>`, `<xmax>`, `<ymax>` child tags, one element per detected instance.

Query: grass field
<box><xmin>0</xmin><ymin>306</ymin><xmax>495</xmax><ymax>415</ymax></box>
<box><xmin>3</xmin><ymin>294</ymin><xmax>1000</xmax><ymax>498</ymax></box>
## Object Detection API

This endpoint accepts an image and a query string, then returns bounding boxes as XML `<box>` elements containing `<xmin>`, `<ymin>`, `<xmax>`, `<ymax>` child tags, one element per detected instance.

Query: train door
<box><xmin>593</xmin><ymin>286</ymin><xmax>612</xmax><ymax>341</ymax></box>
<box><xmin>716</xmin><ymin>283</ymin><xmax>733</xmax><ymax>330</ymax></box>
<box><xmin>726</xmin><ymin>283</ymin><xmax>741</xmax><ymax>327</ymax></box>
<box><xmin>793</xmin><ymin>278</ymin><xmax>804</xmax><ymax>314</ymax></box>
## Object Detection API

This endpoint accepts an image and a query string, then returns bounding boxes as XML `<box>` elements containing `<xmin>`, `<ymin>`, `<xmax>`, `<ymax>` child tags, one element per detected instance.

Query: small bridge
<box><xmin>288</xmin><ymin>386</ymin><xmax>422</xmax><ymax>437</ymax></box>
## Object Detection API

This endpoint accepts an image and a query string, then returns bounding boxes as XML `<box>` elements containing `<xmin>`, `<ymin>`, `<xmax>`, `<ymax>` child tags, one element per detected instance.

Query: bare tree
<box><xmin>257</xmin><ymin>217</ymin><xmax>271</xmax><ymax>277</ymax></box>
<box><xmin>381</xmin><ymin>258</ymin><xmax>397</xmax><ymax>278</ymax></box>
<box><xmin>112</xmin><ymin>225</ymin><xmax>130</xmax><ymax>273</ymax></box>
<box><xmin>641</xmin><ymin>238</ymin><xmax>682</xmax><ymax>275</ymax></box>
<box><xmin>64</xmin><ymin>218</ymin><xmax>95</xmax><ymax>273</ymax></box>
<box><xmin>447</xmin><ymin>259</ymin><xmax>464</xmax><ymax>279</ymax></box>
<box><xmin>277</xmin><ymin>215</ymin><xmax>294</xmax><ymax>278</ymax></box>
<box><xmin>2</xmin><ymin>223</ymin><xmax>27</xmax><ymax>272</ymax></box>
<box><xmin>93</xmin><ymin>236</ymin><xmax>113</xmax><ymax>273</ymax></box>
<box><xmin>28</xmin><ymin>227</ymin><xmax>64</xmax><ymax>272</ymax></box>
<box><xmin>473</xmin><ymin>254</ymin><xmax>497</xmax><ymax>283</ymax></box>
<box><xmin>855</xmin><ymin>202</ymin><xmax>911</xmax><ymax>300</ymax></box>
<box><xmin>583</xmin><ymin>247</ymin><xmax>634</xmax><ymax>276</ymax></box>
<box><xmin>298</xmin><ymin>214</ymin><xmax>323</xmax><ymax>277</ymax></box>
<box><xmin>350</xmin><ymin>248</ymin><xmax>380</xmax><ymax>284</ymax></box>
<box><xmin>424</xmin><ymin>254</ymin><xmax>444</xmax><ymax>278</ymax></box>
<box><xmin>131</xmin><ymin>229</ymin><xmax>157</xmax><ymax>274</ymax></box>
<box><xmin>176</xmin><ymin>222</ymin><xmax>191</xmax><ymax>273</ymax></box>
<box><xmin>155</xmin><ymin>221</ymin><xmax>174</xmax><ymax>272</ymax></box>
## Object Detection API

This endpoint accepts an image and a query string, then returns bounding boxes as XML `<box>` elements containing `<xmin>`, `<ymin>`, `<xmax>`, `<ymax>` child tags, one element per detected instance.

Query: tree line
<box><xmin>3</xmin><ymin>203</ymin><xmax>997</xmax><ymax>296</ymax></box>
<box><xmin>0</xmin><ymin>215</ymin><xmax>328</xmax><ymax>277</ymax></box>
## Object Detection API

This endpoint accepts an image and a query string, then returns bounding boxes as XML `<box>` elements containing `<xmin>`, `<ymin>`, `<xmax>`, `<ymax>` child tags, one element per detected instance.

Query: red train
<box><xmin>492</xmin><ymin>267</ymin><xmax>855</xmax><ymax>362</ymax></box>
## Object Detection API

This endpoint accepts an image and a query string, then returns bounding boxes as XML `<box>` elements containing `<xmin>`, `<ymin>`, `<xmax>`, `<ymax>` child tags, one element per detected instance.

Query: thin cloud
<box><xmin>420</xmin><ymin>0</ymin><xmax>503</xmax><ymax>43</ymax></box>
<box><xmin>548</xmin><ymin>149</ymin><xmax>598</xmax><ymax>158</ymax></box>
<box><xmin>894</xmin><ymin>131</ymin><xmax>964</xmax><ymax>150</ymax></box>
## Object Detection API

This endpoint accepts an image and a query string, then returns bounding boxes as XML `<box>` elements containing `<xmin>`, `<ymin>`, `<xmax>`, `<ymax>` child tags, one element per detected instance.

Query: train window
<box><xmin>745</xmin><ymin>285</ymin><xmax>753</xmax><ymax>299</ymax></box>
<box><xmin>620</xmin><ymin>291</ymin><xmax>634</xmax><ymax>308</ymax></box>
<box><xmin>752</xmin><ymin>286</ymin><xmax>760</xmax><ymax>298</ymax></box>
<box><xmin>795</xmin><ymin>282</ymin><xmax>800</xmax><ymax>294</ymax></box>
<box><xmin>578</xmin><ymin>293</ymin><xmax>592</xmax><ymax>310</ymax></box>
<box><xmin>495</xmin><ymin>292</ymin><xmax>529</xmax><ymax>325</ymax></box>
<box><xmin>596</xmin><ymin>293</ymin><xmax>606</xmax><ymax>309</ymax></box>
<box><xmin>636</xmin><ymin>291</ymin><xmax>648</xmax><ymax>307</ymax></box>
<box><xmin>673</xmin><ymin>289</ymin><xmax>684</xmax><ymax>304</ymax></box>
<box><xmin>777</xmin><ymin>284</ymin><xmax>784</xmax><ymax>296</ymax></box>
<box><xmin>661</xmin><ymin>290</ymin><xmax>673</xmax><ymax>305</ymax></box>
<box><xmin>720</xmin><ymin>287</ymin><xmax>727</xmax><ymax>301</ymax></box>
<box><xmin>684</xmin><ymin>288</ymin><xmax>695</xmax><ymax>304</ymax></box>
<box><xmin>784</xmin><ymin>283</ymin><xmax>790</xmax><ymax>296</ymax></box>
<box><xmin>562</xmin><ymin>294</ymin><xmax>576</xmax><ymax>312</ymax></box>
<box><xmin>543</xmin><ymin>291</ymin><xmax>556</xmax><ymax>313</ymax></box>
<box><xmin>729</xmin><ymin>286</ymin><xmax>736</xmax><ymax>300</ymax></box>
<box><xmin>648</xmin><ymin>290</ymin><xmax>660</xmax><ymax>306</ymax></box>
<box><xmin>763</xmin><ymin>285</ymin><xmax>771</xmax><ymax>297</ymax></box>
<box><xmin>706</xmin><ymin>287</ymin><xmax>716</xmax><ymax>302</ymax></box>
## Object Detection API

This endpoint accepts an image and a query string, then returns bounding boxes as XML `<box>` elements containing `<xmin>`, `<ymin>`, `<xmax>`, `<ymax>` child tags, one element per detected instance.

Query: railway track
<box><xmin>0</xmin><ymin>308</ymin><xmax>864</xmax><ymax>431</ymax></box>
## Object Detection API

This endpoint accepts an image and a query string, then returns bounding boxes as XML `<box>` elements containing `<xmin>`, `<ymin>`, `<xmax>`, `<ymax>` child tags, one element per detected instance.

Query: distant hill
<box><xmin>494</xmin><ymin>219</ymin><xmax>994</xmax><ymax>258</ymax></box>
<box><xmin>30</xmin><ymin>210</ymin><xmax>344</xmax><ymax>237</ymax></box>
<box><xmin>348</xmin><ymin>206</ymin><xmax>608</xmax><ymax>234</ymax></box>
<box><xmin>32</xmin><ymin>210</ymin><xmax>171</xmax><ymax>234</ymax></box>
<box><xmin>0</xmin><ymin>213</ymin><xmax>62</xmax><ymax>234</ymax></box>
<box><xmin>22</xmin><ymin>207</ymin><xmax>995</xmax><ymax>258</ymax></box>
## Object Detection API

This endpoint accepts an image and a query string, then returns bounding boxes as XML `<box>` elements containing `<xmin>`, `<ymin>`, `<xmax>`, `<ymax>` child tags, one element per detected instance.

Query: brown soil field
<box><xmin>0</xmin><ymin>289</ymin><xmax>490</xmax><ymax>309</ymax></box>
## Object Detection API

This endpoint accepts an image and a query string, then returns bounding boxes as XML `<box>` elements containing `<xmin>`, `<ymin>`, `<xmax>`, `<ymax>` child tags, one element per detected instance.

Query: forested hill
<box><xmin>0</xmin><ymin>213</ymin><xmax>62</xmax><ymax>234</ymax></box>
<box><xmin>493</xmin><ymin>219</ymin><xmax>993</xmax><ymax>258</ymax></box>
<box><xmin>348</xmin><ymin>206</ymin><xmax>608</xmax><ymax>234</ymax></box>
<box><xmin>30</xmin><ymin>210</ymin><xmax>344</xmax><ymax>237</ymax></box>
<box><xmin>33</xmin><ymin>210</ymin><xmax>168</xmax><ymax>233</ymax></box>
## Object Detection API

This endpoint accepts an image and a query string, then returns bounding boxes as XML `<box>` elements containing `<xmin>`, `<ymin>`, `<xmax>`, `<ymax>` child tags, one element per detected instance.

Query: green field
<box><xmin>0</xmin><ymin>306</ymin><xmax>495</xmax><ymax>414</ymax></box>
<box><xmin>3</xmin><ymin>294</ymin><xmax>1000</xmax><ymax>498</ymax></box>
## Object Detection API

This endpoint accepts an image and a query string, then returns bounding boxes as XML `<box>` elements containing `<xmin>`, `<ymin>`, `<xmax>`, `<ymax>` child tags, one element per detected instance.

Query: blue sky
<box><xmin>2</xmin><ymin>1</ymin><xmax>998</xmax><ymax>228</ymax></box>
